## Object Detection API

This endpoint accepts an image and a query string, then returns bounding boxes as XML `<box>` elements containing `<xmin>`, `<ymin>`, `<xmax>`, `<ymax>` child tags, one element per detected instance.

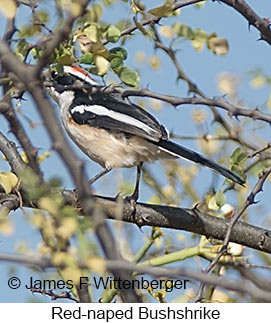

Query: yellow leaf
<box><xmin>56</xmin><ymin>217</ymin><xmax>78</xmax><ymax>239</ymax></box>
<box><xmin>0</xmin><ymin>172</ymin><xmax>19</xmax><ymax>194</ymax></box>
<box><xmin>91</xmin><ymin>42</ymin><xmax>109</xmax><ymax>58</ymax></box>
<box><xmin>94</xmin><ymin>55</ymin><xmax>109</xmax><ymax>75</ymax></box>
<box><xmin>57</xmin><ymin>48</ymin><xmax>75</xmax><ymax>65</ymax></box>
<box><xmin>31</xmin><ymin>211</ymin><xmax>44</xmax><ymax>228</ymax></box>
<box><xmin>74</xmin><ymin>33</ymin><xmax>93</xmax><ymax>53</ymax></box>
<box><xmin>149</xmin><ymin>97</ymin><xmax>163</xmax><ymax>110</ymax></box>
<box><xmin>38</xmin><ymin>197</ymin><xmax>59</xmax><ymax>215</ymax></box>
<box><xmin>38</xmin><ymin>151</ymin><xmax>52</xmax><ymax>164</ymax></box>
<box><xmin>0</xmin><ymin>0</ymin><xmax>16</xmax><ymax>18</ymax></box>
<box><xmin>60</xmin><ymin>0</ymin><xmax>82</xmax><ymax>17</ymax></box>
<box><xmin>20</xmin><ymin>151</ymin><xmax>28</xmax><ymax>163</ymax></box>
<box><xmin>190</xmin><ymin>29</ymin><xmax>207</xmax><ymax>52</ymax></box>
<box><xmin>71</xmin><ymin>2</ymin><xmax>82</xmax><ymax>17</ymax></box>
<box><xmin>267</xmin><ymin>94</ymin><xmax>271</xmax><ymax>111</ymax></box>
<box><xmin>154</xmin><ymin>289</ymin><xmax>166</xmax><ymax>302</ymax></box>
<box><xmin>192</xmin><ymin>109</ymin><xmax>207</xmax><ymax>125</ymax></box>
<box><xmin>218</xmin><ymin>73</ymin><xmax>239</xmax><ymax>96</ymax></box>
<box><xmin>0</xmin><ymin>219</ymin><xmax>13</xmax><ymax>236</ymax></box>
<box><xmin>194</xmin><ymin>1</ymin><xmax>206</xmax><ymax>8</ymax></box>
<box><xmin>208</xmin><ymin>195</ymin><xmax>219</xmax><ymax>211</ymax></box>
<box><xmin>135</xmin><ymin>50</ymin><xmax>145</xmax><ymax>63</ymax></box>
<box><xmin>131</xmin><ymin>0</ymin><xmax>145</xmax><ymax>13</ymax></box>
<box><xmin>148</xmin><ymin>56</ymin><xmax>161</xmax><ymax>70</ymax></box>
<box><xmin>52</xmin><ymin>252</ymin><xmax>68</xmax><ymax>266</ymax></box>
<box><xmin>207</xmin><ymin>36</ymin><xmax>229</xmax><ymax>56</ymax></box>
<box><xmin>86</xmin><ymin>257</ymin><xmax>106</xmax><ymax>273</ymax></box>
<box><xmin>148</xmin><ymin>0</ymin><xmax>175</xmax><ymax>17</ymax></box>
<box><xmin>61</xmin><ymin>267</ymin><xmax>82</xmax><ymax>285</ymax></box>
<box><xmin>211</xmin><ymin>289</ymin><xmax>231</xmax><ymax>302</ymax></box>
<box><xmin>159</xmin><ymin>26</ymin><xmax>174</xmax><ymax>39</ymax></box>
<box><xmin>250</xmin><ymin>75</ymin><xmax>266</xmax><ymax>88</ymax></box>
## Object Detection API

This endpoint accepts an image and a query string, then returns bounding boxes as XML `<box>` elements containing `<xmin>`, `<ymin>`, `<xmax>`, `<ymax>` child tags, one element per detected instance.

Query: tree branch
<box><xmin>121</xmin><ymin>88</ymin><xmax>271</xmax><ymax>124</ymax></box>
<box><xmin>195</xmin><ymin>167</ymin><xmax>271</xmax><ymax>301</ymax></box>
<box><xmin>33</xmin><ymin>0</ymin><xmax>91</xmax><ymax>75</ymax></box>
<box><xmin>219</xmin><ymin>0</ymin><xmax>271</xmax><ymax>45</ymax></box>
<box><xmin>102</xmin><ymin>0</ymin><xmax>204</xmax><ymax>45</ymax></box>
<box><xmin>2</xmin><ymin>189</ymin><xmax>271</xmax><ymax>255</ymax></box>
<box><xmin>1</xmin><ymin>253</ymin><xmax>271</xmax><ymax>302</ymax></box>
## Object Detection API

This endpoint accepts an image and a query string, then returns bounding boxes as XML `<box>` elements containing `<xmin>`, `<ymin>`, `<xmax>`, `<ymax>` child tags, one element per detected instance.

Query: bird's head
<box><xmin>43</xmin><ymin>65</ymin><xmax>99</xmax><ymax>107</ymax></box>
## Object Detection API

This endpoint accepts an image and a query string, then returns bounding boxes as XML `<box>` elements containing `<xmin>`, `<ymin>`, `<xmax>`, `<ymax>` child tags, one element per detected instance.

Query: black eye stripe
<box><xmin>51</xmin><ymin>71</ymin><xmax>58</xmax><ymax>79</ymax></box>
<box><xmin>52</xmin><ymin>74</ymin><xmax>75</xmax><ymax>86</ymax></box>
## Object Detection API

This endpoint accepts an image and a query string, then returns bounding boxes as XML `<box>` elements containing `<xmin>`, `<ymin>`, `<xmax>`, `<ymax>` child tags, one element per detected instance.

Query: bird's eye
<box><xmin>51</xmin><ymin>70</ymin><xmax>58</xmax><ymax>79</ymax></box>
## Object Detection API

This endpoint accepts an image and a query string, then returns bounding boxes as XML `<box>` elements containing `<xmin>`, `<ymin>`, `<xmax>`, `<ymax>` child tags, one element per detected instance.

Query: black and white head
<box><xmin>44</xmin><ymin>65</ymin><xmax>99</xmax><ymax>109</ymax></box>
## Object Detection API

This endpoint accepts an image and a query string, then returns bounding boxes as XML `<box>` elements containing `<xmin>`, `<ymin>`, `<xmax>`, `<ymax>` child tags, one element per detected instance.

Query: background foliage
<box><xmin>0</xmin><ymin>0</ymin><xmax>271</xmax><ymax>303</ymax></box>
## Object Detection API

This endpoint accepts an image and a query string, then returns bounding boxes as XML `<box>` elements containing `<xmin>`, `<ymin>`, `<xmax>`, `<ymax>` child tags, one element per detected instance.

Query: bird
<box><xmin>44</xmin><ymin>65</ymin><xmax>245</xmax><ymax>201</ymax></box>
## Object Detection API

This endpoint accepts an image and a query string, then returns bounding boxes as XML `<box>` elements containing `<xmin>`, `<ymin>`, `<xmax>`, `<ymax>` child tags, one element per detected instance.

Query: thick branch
<box><xmin>219</xmin><ymin>0</ymin><xmax>271</xmax><ymax>45</ymax></box>
<box><xmin>3</xmin><ymin>190</ymin><xmax>271</xmax><ymax>255</ymax></box>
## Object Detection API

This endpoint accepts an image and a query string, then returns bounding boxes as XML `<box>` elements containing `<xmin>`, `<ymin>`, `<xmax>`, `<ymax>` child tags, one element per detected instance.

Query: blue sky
<box><xmin>0</xmin><ymin>0</ymin><xmax>271</xmax><ymax>302</ymax></box>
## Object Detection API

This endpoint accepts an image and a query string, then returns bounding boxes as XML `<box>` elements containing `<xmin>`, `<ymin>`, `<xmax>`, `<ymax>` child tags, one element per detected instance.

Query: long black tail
<box><xmin>159</xmin><ymin>140</ymin><xmax>245</xmax><ymax>185</ymax></box>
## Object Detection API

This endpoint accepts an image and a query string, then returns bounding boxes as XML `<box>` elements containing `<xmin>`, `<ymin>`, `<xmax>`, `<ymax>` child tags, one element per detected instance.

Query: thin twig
<box><xmin>195</xmin><ymin>168</ymin><xmax>271</xmax><ymax>301</ymax></box>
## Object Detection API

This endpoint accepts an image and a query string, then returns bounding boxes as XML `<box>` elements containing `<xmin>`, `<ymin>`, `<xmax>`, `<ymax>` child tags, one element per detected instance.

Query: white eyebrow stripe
<box><xmin>70</xmin><ymin>104</ymin><xmax>159</xmax><ymax>135</ymax></box>
<box><xmin>63</xmin><ymin>66</ymin><xmax>99</xmax><ymax>86</ymax></box>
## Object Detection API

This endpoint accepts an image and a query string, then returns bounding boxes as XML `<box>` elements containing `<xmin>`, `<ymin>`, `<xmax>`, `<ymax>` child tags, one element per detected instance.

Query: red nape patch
<box><xmin>63</xmin><ymin>65</ymin><xmax>99</xmax><ymax>85</ymax></box>
<box><xmin>64</xmin><ymin>65</ymin><xmax>90</xmax><ymax>78</ymax></box>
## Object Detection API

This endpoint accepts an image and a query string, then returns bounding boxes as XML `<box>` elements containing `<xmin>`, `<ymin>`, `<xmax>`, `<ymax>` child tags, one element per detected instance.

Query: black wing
<box><xmin>70</xmin><ymin>91</ymin><xmax>168</xmax><ymax>142</ymax></box>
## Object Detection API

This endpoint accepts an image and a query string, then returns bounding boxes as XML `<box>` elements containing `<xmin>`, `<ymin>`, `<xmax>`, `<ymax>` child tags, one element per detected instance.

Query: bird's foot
<box><xmin>114</xmin><ymin>192</ymin><xmax>137</xmax><ymax>209</ymax></box>
<box><xmin>114</xmin><ymin>191</ymin><xmax>139</xmax><ymax>227</ymax></box>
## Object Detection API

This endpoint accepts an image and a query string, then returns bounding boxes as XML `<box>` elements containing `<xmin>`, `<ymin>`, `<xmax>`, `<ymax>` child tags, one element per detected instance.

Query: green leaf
<box><xmin>30</xmin><ymin>47</ymin><xmax>42</xmax><ymax>60</ymax></box>
<box><xmin>16</xmin><ymin>39</ymin><xmax>28</xmax><ymax>55</ymax></box>
<box><xmin>106</xmin><ymin>25</ymin><xmax>121</xmax><ymax>43</ymax></box>
<box><xmin>15</xmin><ymin>39</ymin><xmax>28</xmax><ymax>60</ymax></box>
<box><xmin>118</xmin><ymin>181</ymin><xmax>134</xmax><ymax>196</ymax></box>
<box><xmin>173</xmin><ymin>23</ymin><xmax>194</xmax><ymax>39</ymax></box>
<box><xmin>215</xmin><ymin>190</ymin><xmax>226</xmax><ymax>208</ymax></box>
<box><xmin>110</xmin><ymin>57</ymin><xmax>123</xmax><ymax>72</ymax></box>
<box><xmin>36</xmin><ymin>10</ymin><xmax>49</xmax><ymax>23</ymax></box>
<box><xmin>91</xmin><ymin>4</ymin><xmax>103</xmax><ymax>21</ymax></box>
<box><xmin>208</xmin><ymin>196</ymin><xmax>219</xmax><ymax>211</ymax></box>
<box><xmin>119</xmin><ymin>67</ymin><xmax>139</xmax><ymax>87</ymax></box>
<box><xmin>57</xmin><ymin>48</ymin><xmax>74</xmax><ymax>65</ymax></box>
<box><xmin>230</xmin><ymin>148</ymin><xmax>248</xmax><ymax>165</ymax></box>
<box><xmin>84</xmin><ymin>24</ymin><xmax>100</xmax><ymax>42</ymax></box>
<box><xmin>191</xmin><ymin>29</ymin><xmax>208</xmax><ymax>51</ymax></box>
<box><xmin>76</xmin><ymin>4</ymin><xmax>103</xmax><ymax>24</ymax></box>
<box><xmin>102</xmin><ymin>0</ymin><xmax>116</xmax><ymax>6</ymax></box>
<box><xmin>80</xmin><ymin>52</ymin><xmax>94</xmax><ymax>64</ymax></box>
<box><xmin>109</xmin><ymin>47</ymin><xmax>127</xmax><ymax>60</ymax></box>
